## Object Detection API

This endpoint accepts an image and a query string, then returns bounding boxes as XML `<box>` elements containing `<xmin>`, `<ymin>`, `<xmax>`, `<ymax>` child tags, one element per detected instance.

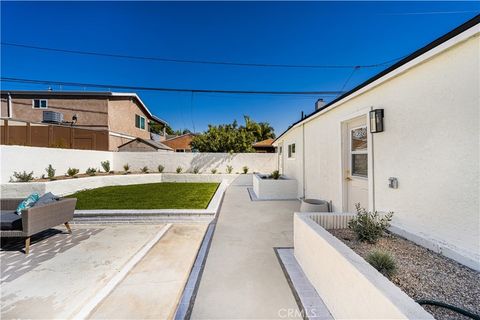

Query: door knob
<box><xmin>345</xmin><ymin>176</ymin><xmax>352</xmax><ymax>181</ymax></box>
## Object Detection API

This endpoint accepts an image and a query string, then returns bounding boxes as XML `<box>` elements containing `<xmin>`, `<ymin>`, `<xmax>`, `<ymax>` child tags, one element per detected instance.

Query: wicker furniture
<box><xmin>0</xmin><ymin>198</ymin><xmax>77</xmax><ymax>254</ymax></box>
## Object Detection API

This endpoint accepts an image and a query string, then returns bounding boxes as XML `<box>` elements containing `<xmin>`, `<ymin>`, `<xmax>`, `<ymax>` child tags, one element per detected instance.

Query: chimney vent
<box><xmin>315</xmin><ymin>98</ymin><xmax>326</xmax><ymax>110</ymax></box>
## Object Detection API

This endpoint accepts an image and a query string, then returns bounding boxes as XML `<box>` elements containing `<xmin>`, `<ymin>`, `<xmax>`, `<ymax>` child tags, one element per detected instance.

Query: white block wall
<box><xmin>0</xmin><ymin>145</ymin><xmax>277</xmax><ymax>184</ymax></box>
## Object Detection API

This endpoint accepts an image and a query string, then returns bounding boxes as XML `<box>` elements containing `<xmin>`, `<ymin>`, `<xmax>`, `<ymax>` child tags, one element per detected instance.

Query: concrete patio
<box><xmin>1</xmin><ymin>223</ymin><xmax>207</xmax><ymax>319</ymax></box>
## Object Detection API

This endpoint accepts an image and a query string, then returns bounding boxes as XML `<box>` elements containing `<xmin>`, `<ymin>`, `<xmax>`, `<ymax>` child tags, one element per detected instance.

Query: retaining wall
<box><xmin>0</xmin><ymin>145</ymin><xmax>276</xmax><ymax>184</ymax></box>
<box><xmin>294</xmin><ymin>212</ymin><xmax>434</xmax><ymax>320</ymax></box>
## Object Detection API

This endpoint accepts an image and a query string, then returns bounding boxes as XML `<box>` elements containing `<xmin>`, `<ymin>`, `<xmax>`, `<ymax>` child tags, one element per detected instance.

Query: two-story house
<box><xmin>0</xmin><ymin>90</ymin><xmax>168</xmax><ymax>150</ymax></box>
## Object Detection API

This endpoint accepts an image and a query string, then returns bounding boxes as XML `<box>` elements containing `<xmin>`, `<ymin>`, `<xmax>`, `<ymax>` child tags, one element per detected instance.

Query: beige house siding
<box><xmin>1</xmin><ymin>98</ymin><xmax>8</xmax><ymax>117</ymax></box>
<box><xmin>108</xmin><ymin>135</ymin><xmax>133</xmax><ymax>151</ymax></box>
<box><xmin>108</xmin><ymin>98</ymin><xmax>151</xmax><ymax>140</ymax></box>
<box><xmin>6</xmin><ymin>97</ymin><xmax>109</xmax><ymax>129</ymax></box>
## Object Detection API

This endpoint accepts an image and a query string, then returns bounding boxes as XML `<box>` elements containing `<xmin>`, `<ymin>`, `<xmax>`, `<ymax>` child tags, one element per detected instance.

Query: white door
<box><xmin>344</xmin><ymin>117</ymin><xmax>369</xmax><ymax>212</ymax></box>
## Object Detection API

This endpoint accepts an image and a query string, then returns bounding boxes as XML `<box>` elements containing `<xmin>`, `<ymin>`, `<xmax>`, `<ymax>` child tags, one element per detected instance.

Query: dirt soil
<box><xmin>329</xmin><ymin>228</ymin><xmax>480</xmax><ymax>320</ymax></box>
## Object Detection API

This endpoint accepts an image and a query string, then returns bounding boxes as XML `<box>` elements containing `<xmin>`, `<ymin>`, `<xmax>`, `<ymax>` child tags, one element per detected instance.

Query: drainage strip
<box><xmin>275</xmin><ymin>248</ymin><xmax>334</xmax><ymax>320</ymax></box>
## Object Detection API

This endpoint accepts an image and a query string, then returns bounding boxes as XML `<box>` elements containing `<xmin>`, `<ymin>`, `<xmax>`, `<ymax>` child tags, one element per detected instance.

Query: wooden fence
<box><xmin>0</xmin><ymin>119</ymin><xmax>109</xmax><ymax>151</ymax></box>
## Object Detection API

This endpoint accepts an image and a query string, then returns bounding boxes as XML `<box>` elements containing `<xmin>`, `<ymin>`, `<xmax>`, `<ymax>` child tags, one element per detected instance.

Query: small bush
<box><xmin>211</xmin><ymin>168</ymin><xmax>217</xmax><ymax>174</ymax></box>
<box><xmin>366</xmin><ymin>250</ymin><xmax>397</xmax><ymax>278</ymax></box>
<box><xmin>270</xmin><ymin>170</ymin><xmax>280</xmax><ymax>180</ymax></box>
<box><xmin>226</xmin><ymin>165</ymin><xmax>233</xmax><ymax>174</ymax></box>
<box><xmin>141</xmin><ymin>166</ymin><xmax>149</xmax><ymax>173</ymax></box>
<box><xmin>158</xmin><ymin>165</ymin><xmax>165</xmax><ymax>173</ymax></box>
<box><xmin>193</xmin><ymin>167</ymin><xmax>200</xmax><ymax>174</ymax></box>
<box><xmin>11</xmin><ymin>171</ymin><xmax>34</xmax><ymax>182</ymax></box>
<box><xmin>123</xmin><ymin>164</ymin><xmax>130</xmax><ymax>173</ymax></box>
<box><xmin>348</xmin><ymin>204</ymin><xmax>393</xmax><ymax>243</ymax></box>
<box><xmin>242</xmin><ymin>166</ymin><xmax>249</xmax><ymax>174</ymax></box>
<box><xmin>101</xmin><ymin>160</ymin><xmax>110</xmax><ymax>173</ymax></box>
<box><xmin>176</xmin><ymin>166</ymin><xmax>183</xmax><ymax>174</ymax></box>
<box><xmin>67</xmin><ymin>168</ymin><xmax>80</xmax><ymax>178</ymax></box>
<box><xmin>45</xmin><ymin>164</ymin><xmax>56</xmax><ymax>180</ymax></box>
<box><xmin>86</xmin><ymin>167</ymin><xmax>97</xmax><ymax>176</ymax></box>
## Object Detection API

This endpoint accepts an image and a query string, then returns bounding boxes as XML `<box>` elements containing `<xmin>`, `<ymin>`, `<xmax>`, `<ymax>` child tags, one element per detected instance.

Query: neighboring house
<box><xmin>117</xmin><ymin>138</ymin><xmax>173</xmax><ymax>152</ymax></box>
<box><xmin>252</xmin><ymin>138</ymin><xmax>275</xmax><ymax>153</ymax></box>
<box><xmin>0</xmin><ymin>91</ymin><xmax>168</xmax><ymax>151</ymax></box>
<box><xmin>273</xmin><ymin>16</ymin><xmax>480</xmax><ymax>270</ymax></box>
<box><xmin>162</xmin><ymin>133</ymin><xmax>195</xmax><ymax>152</ymax></box>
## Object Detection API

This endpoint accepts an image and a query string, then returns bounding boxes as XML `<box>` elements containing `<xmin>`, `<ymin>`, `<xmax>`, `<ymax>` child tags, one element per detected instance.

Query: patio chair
<box><xmin>0</xmin><ymin>198</ymin><xmax>77</xmax><ymax>254</ymax></box>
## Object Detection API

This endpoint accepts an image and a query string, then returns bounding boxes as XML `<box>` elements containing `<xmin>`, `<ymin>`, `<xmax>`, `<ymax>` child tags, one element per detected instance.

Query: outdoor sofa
<box><xmin>0</xmin><ymin>198</ymin><xmax>77</xmax><ymax>254</ymax></box>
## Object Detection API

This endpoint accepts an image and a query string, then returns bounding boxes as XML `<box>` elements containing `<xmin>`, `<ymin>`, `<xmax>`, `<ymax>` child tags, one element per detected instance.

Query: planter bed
<box><xmin>253</xmin><ymin>173</ymin><xmax>297</xmax><ymax>200</ymax></box>
<box><xmin>68</xmin><ymin>182</ymin><xmax>219</xmax><ymax>210</ymax></box>
<box><xmin>329</xmin><ymin>228</ymin><xmax>480</xmax><ymax>320</ymax></box>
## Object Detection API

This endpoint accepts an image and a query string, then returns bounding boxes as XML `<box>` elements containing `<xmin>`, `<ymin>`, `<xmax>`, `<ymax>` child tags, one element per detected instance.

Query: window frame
<box><xmin>32</xmin><ymin>99</ymin><xmax>48</xmax><ymax>109</ymax></box>
<box><xmin>135</xmin><ymin>114</ymin><xmax>146</xmax><ymax>130</ymax></box>
<box><xmin>350</xmin><ymin>126</ymin><xmax>368</xmax><ymax>178</ymax></box>
<box><xmin>287</xmin><ymin>143</ymin><xmax>296</xmax><ymax>159</ymax></box>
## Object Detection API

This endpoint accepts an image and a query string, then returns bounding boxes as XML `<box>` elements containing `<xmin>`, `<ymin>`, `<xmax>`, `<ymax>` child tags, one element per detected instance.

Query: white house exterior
<box><xmin>274</xmin><ymin>16</ymin><xmax>480</xmax><ymax>270</ymax></box>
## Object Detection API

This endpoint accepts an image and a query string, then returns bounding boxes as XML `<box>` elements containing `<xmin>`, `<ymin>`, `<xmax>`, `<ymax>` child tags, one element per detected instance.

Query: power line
<box><xmin>0</xmin><ymin>77</ymin><xmax>343</xmax><ymax>95</ymax></box>
<box><xmin>1</xmin><ymin>42</ymin><xmax>403</xmax><ymax>69</ymax></box>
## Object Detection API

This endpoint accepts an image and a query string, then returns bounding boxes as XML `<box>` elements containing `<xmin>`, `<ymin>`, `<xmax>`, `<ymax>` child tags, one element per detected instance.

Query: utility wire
<box><xmin>338</xmin><ymin>66</ymin><xmax>360</xmax><ymax>96</ymax></box>
<box><xmin>0</xmin><ymin>77</ymin><xmax>344</xmax><ymax>95</ymax></box>
<box><xmin>1</xmin><ymin>42</ymin><xmax>403</xmax><ymax>69</ymax></box>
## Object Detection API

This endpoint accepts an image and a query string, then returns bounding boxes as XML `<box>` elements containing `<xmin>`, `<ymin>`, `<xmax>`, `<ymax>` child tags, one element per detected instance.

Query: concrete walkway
<box><xmin>90</xmin><ymin>224</ymin><xmax>207</xmax><ymax>319</ymax></box>
<box><xmin>191</xmin><ymin>176</ymin><xmax>302</xmax><ymax>319</ymax></box>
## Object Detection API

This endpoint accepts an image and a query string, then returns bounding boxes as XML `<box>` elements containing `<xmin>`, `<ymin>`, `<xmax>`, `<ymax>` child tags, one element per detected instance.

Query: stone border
<box><xmin>275</xmin><ymin>247</ymin><xmax>333</xmax><ymax>320</ymax></box>
<box><xmin>294</xmin><ymin>212</ymin><xmax>434</xmax><ymax>319</ymax></box>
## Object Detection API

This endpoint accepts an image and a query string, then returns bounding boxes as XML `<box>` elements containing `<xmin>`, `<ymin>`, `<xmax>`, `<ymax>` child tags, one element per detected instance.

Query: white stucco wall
<box><xmin>0</xmin><ymin>145</ymin><xmax>276</xmax><ymax>184</ymax></box>
<box><xmin>113</xmin><ymin>152</ymin><xmax>276</xmax><ymax>174</ymax></box>
<box><xmin>276</xmin><ymin>30</ymin><xmax>480</xmax><ymax>266</ymax></box>
<box><xmin>0</xmin><ymin>145</ymin><xmax>113</xmax><ymax>184</ymax></box>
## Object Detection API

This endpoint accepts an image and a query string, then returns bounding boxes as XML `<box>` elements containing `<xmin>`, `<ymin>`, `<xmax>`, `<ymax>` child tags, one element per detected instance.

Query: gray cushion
<box><xmin>34</xmin><ymin>192</ymin><xmax>59</xmax><ymax>207</ymax></box>
<box><xmin>1</xmin><ymin>211</ymin><xmax>23</xmax><ymax>230</ymax></box>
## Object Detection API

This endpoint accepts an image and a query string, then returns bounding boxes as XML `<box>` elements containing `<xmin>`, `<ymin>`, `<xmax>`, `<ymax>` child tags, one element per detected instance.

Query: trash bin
<box><xmin>300</xmin><ymin>199</ymin><xmax>330</xmax><ymax>212</ymax></box>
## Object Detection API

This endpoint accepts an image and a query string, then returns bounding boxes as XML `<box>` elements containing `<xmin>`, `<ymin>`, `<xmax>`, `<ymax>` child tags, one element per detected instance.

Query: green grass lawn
<box><xmin>69</xmin><ymin>182</ymin><xmax>219</xmax><ymax>210</ymax></box>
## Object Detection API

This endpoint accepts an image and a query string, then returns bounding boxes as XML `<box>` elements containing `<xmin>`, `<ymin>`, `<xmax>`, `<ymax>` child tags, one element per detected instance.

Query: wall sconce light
<box><xmin>369</xmin><ymin>109</ymin><xmax>384</xmax><ymax>133</ymax></box>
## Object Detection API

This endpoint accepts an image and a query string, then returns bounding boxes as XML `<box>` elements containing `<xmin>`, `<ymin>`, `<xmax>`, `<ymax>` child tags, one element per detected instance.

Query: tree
<box><xmin>190</xmin><ymin>116</ymin><xmax>275</xmax><ymax>152</ymax></box>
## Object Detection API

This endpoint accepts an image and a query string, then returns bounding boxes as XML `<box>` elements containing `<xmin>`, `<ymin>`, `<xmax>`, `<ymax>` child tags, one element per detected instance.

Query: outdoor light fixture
<box><xmin>369</xmin><ymin>109</ymin><xmax>384</xmax><ymax>133</ymax></box>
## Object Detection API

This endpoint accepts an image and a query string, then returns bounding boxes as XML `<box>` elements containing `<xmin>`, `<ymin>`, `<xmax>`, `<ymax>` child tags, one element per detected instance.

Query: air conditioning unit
<box><xmin>42</xmin><ymin>111</ymin><xmax>64</xmax><ymax>124</ymax></box>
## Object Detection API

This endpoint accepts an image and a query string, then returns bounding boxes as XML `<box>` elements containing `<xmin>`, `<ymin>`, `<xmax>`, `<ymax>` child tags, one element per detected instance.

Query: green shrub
<box><xmin>242</xmin><ymin>166</ymin><xmax>249</xmax><ymax>174</ymax></box>
<box><xmin>67</xmin><ymin>168</ymin><xmax>79</xmax><ymax>178</ymax></box>
<box><xmin>123</xmin><ymin>163</ymin><xmax>130</xmax><ymax>173</ymax></box>
<box><xmin>211</xmin><ymin>168</ymin><xmax>217</xmax><ymax>174</ymax></box>
<box><xmin>11</xmin><ymin>171</ymin><xmax>34</xmax><ymax>182</ymax></box>
<box><xmin>141</xmin><ymin>166</ymin><xmax>149</xmax><ymax>173</ymax></box>
<box><xmin>176</xmin><ymin>166</ymin><xmax>183</xmax><ymax>174</ymax></box>
<box><xmin>158</xmin><ymin>165</ymin><xmax>165</xmax><ymax>173</ymax></box>
<box><xmin>45</xmin><ymin>164</ymin><xmax>56</xmax><ymax>180</ymax></box>
<box><xmin>226</xmin><ymin>165</ymin><xmax>233</xmax><ymax>174</ymax></box>
<box><xmin>348</xmin><ymin>204</ymin><xmax>393</xmax><ymax>243</ymax></box>
<box><xmin>366</xmin><ymin>250</ymin><xmax>397</xmax><ymax>278</ymax></box>
<box><xmin>86</xmin><ymin>167</ymin><xmax>97</xmax><ymax>176</ymax></box>
<box><xmin>193</xmin><ymin>167</ymin><xmax>200</xmax><ymax>174</ymax></box>
<box><xmin>101</xmin><ymin>160</ymin><xmax>110</xmax><ymax>173</ymax></box>
<box><xmin>270</xmin><ymin>170</ymin><xmax>280</xmax><ymax>180</ymax></box>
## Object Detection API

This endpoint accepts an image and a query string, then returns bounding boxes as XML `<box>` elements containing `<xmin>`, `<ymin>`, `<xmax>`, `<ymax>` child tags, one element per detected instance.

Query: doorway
<box><xmin>343</xmin><ymin>116</ymin><xmax>369</xmax><ymax>212</ymax></box>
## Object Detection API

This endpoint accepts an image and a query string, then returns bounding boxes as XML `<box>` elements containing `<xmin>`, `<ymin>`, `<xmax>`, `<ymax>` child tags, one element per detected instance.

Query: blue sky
<box><xmin>1</xmin><ymin>2</ymin><xmax>479</xmax><ymax>135</ymax></box>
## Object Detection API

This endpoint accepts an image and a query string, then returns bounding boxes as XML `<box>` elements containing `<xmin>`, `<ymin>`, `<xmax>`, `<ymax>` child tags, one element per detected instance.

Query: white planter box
<box><xmin>294</xmin><ymin>212</ymin><xmax>434</xmax><ymax>320</ymax></box>
<box><xmin>253</xmin><ymin>173</ymin><xmax>297</xmax><ymax>200</ymax></box>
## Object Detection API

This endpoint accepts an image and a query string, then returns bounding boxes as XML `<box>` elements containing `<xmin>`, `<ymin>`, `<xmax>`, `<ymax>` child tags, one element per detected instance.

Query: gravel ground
<box><xmin>329</xmin><ymin>229</ymin><xmax>480</xmax><ymax>320</ymax></box>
